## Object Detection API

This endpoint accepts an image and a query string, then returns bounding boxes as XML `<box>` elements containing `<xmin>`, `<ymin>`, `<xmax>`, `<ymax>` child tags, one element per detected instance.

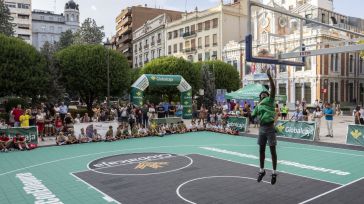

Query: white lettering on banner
<box><xmin>227</xmin><ymin>122</ymin><xmax>246</xmax><ymax>128</ymax></box>
<box><xmin>285</xmin><ymin>127</ymin><xmax>313</xmax><ymax>135</ymax></box>
<box><xmin>92</xmin><ymin>154</ymin><xmax>174</xmax><ymax>168</ymax></box>
<box><xmin>156</xmin><ymin>77</ymin><xmax>174</xmax><ymax>82</ymax></box>
<box><xmin>200</xmin><ymin>147</ymin><xmax>350</xmax><ymax>176</ymax></box>
<box><xmin>16</xmin><ymin>173</ymin><xmax>63</xmax><ymax>204</ymax></box>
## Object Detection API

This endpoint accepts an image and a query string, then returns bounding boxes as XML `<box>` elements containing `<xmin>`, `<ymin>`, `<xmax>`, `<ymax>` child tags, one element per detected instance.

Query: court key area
<box><xmin>1</xmin><ymin>131</ymin><xmax>364</xmax><ymax>204</ymax></box>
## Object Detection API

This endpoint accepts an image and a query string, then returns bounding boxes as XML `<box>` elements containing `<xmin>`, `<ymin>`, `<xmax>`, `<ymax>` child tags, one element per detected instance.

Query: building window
<box><xmin>18</xmin><ymin>14</ymin><xmax>29</xmax><ymax>19</ymax></box>
<box><xmin>179</xmin><ymin>28</ymin><xmax>184</xmax><ymax>37</ymax></box>
<box><xmin>49</xmin><ymin>16</ymin><xmax>54</xmax><ymax>21</ymax></box>
<box><xmin>360</xmin><ymin>58</ymin><xmax>363</xmax><ymax>74</ymax></box>
<box><xmin>212</xmin><ymin>51</ymin><xmax>218</xmax><ymax>60</ymax></box>
<box><xmin>185</xmin><ymin>41</ymin><xmax>190</xmax><ymax>50</ymax></box>
<box><xmin>334</xmin><ymin>54</ymin><xmax>338</xmax><ymax>72</ymax></box>
<box><xmin>173</xmin><ymin>44</ymin><xmax>177</xmax><ymax>53</ymax></box>
<box><xmin>41</xmin><ymin>26</ymin><xmax>46</xmax><ymax>32</ymax></box>
<box><xmin>157</xmin><ymin>33</ymin><xmax>162</xmax><ymax>43</ymax></box>
<box><xmin>305</xmin><ymin>56</ymin><xmax>312</xmax><ymax>71</ymax></box>
<box><xmin>279</xmin><ymin>65</ymin><xmax>287</xmax><ymax>72</ymax></box>
<box><xmin>168</xmin><ymin>32</ymin><xmax>172</xmax><ymax>40</ymax></box>
<box><xmin>279</xmin><ymin>84</ymin><xmax>286</xmax><ymax>95</ymax></box>
<box><xmin>185</xmin><ymin>26</ymin><xmax>190</xmax><ymax>34</ymax></box>
<box><xmin>212</xmin><ymin>18</ymin><xmax>218</xmax><ymax>28</ymax></box>
<box><xmin>173</xmin><ymin>30</ymin><xmax>178</xmax><ymax>38</ymax></box>
<box><xmin>179</xmin><ymin>43</ymin><xmax>183</xmax><ymax>52</ymax></box>
<box><xmin>205</xmin><ymin>20</ymin><xmax>210</xmax><ymax>30</ymax></box>
<box><xmin>349</xmin><ymin>55</ymin><xmax>353</xmax><ymax>73</ymax></box>
<box><xmin>50</xmin><ymin>26</ymin><xmax>54</xmax><ymax>32</ymax></box>
<box><xmin>58</xmin><ymin>27</ymin><xmax>62</xmax><ymax>33</ymax></box>
<box><xmin>198</xmin><ymin>37</ymin><xmax>202</xmax><ymax>49</ymax></box>
<box><xmin>205</xmin><ymin>52</ymin><xmax>210</xmax><ymax>61</ymax></box>
<box><xmin>191</xmin><ymin>24</ymin><xmax>196</xmax><ymax>34</ymax></box>
<box><xmin>151</xmin><ymin>50</ymin><xmax>155</xmax><ymax>59</ymax></box>
<box><xmin>40</xmin><ymin>16</ymin><xmax>45</xmax><ymax>20</ymax></box>
<box><xmin>67</xmin><ymin>14</ymin><xmax>69</xmax><ymax>21</ymax></box>
<box><xmin>296</xmin><ymin>66</ymin><xmax>303</xmax><ymax>72</ymax></box>
<box><xmin>135</xmin><ymin>44</ymin><xmax>138</xmax><ymax>53</ymax></box>
<box><xmin>158</xmin><ymin>49</ymin><xmax>161</xmax><ymax>57</ymax></box>
<box><xmin>233</xmin><ymin>60</ymin><xmax>238</xmax><ymax>69</ymax></box>
<box><xmin>151</xmin><ymin>36</ymin><xmax>155</xmax><ymax>46</ymax></box>
<box><xmin>205</xmin><ymin>36</ymin><xmax>210</xmax><ymax>47</ymax></box>
<box><xmin>198</xmin><ymin>23</ymin><xmax>203</xmax><ymax>32</ymax></box>
<box><xmin>198</xmin><ymin>53</ymin><xmax>203</xmax><ymax>61</ymax></box>
<box><xmin>71</xmin><ymin>14</ymin><xmax>74</xmax><ymax>21</ymax></box>
<box><xmin>295</xmin><ymin>83</ymin><xmax>302</xmax><ymax>102</ymax></box>
<box><xmin>168</xmin><ymin>45</ymin><xmax>172</xmax><ymax>54</ymax></box>
<box><xmin>18</xmin><ymin>3</ymin><xmax>30</xmax><ymax>9</ymax></box>
<box><xmin>213</xmin><ymin>34</ymin><xmax>217</xmax><ymax>46</ymax></box>
<box><xmin>304</xmin><ymin>83</ymin><xmax>311</xmax><ymax>103</ymax></box>
<box><xmin>191</xmin><ymin>39</ymin><xmax>196</xmax><ymax>50</ymax></box>
<box><xmin>76</xmin><ymin>15</ymin><xmax>79</xmax><ymax>22</ymax></box>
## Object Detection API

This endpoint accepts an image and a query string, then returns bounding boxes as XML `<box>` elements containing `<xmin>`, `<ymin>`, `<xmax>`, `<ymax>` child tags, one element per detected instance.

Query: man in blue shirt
<box><xmin>163</xmin><ymin>101</ymin><xmax>170</xmax><ymax>118</ymax></box>
<box><xmin>323</xmin><ymin>103</ymin><xmax>334</xmax><ymax>137</ymax></box>
<box><xmin>59</xmin><ymin>102</ymin><xmax>68</xmax><ymax>122</ymax></box>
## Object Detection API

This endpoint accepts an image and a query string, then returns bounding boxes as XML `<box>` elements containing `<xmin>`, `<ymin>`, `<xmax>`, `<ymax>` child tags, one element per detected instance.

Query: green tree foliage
<box><xmin>0</xmin><ymin>0</ymin><xmax>15</xmax><ymax>36</ymax></box>
<box><xmin>56</xmin><ymin>45</ymin><xmax>131</xmax><ymax>111</ymax></box>
<box><xmin>194</xmin><ymin>60</ymin><xmax>240</xmax><ymax>92</ymax></box>
<box><xmin>200</xmin><ymin>64</ymin><xmax>216</xmax><ymax>110</ymax></box>
<box><xmin>0</xmin><ymin>34</ymin><xmax>50</xmax><ymax>98</ymax></box>
<box><xmin>58</xmin><ymin>30</ymin><xmax>74</xmax><ymax>50</ymax></box>
<box><xmin>73</xmin><ymin>18</ymin><xmax>105</xmax><ymax>45</ymax></box>
<box><xmin>142</xmin><ymin>56</ymin><xmax>201</xmax><ymax>101</ymax></box>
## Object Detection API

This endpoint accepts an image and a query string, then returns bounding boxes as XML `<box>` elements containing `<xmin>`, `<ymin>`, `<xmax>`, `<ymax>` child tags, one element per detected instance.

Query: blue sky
<box><xmin>32</xmin><ymin>0</ymin><xmax>363</xmax><ymax>39</ymax></box>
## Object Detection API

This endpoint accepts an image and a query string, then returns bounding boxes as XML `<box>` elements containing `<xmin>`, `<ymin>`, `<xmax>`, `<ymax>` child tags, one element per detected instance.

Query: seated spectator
<box><xmin>78</xmin><ymin>128</ymin><xmax>89</xmax><ymax>143</ymax></box>
<box><xmin>0</xmin><ymin>133</ymin><xmax>12</xmax><ymax>152</ymax></box>
<box><xmin>92</xmin><ymin>129</ymin><xmax>102</xmax><ymax>142</ymax></box>
<box><xmin>115</xmin><ymin>125</ymin><xmax>123</xmax><ymax>140</ymax></box>
<box><xmin>138</xmin><ymin>125</ymin><xmax>148</xmax><ymax>137</ymax></box>
<box><xmin>131</xmin><ymin>125</ymin><xmax>139</xmax><ymax>138</ymax></box>
<box><xmin>56</xmin><ymin>132</ymin><xmax>67</xmax><ymax>146</ymax></box>
<box><xmin>0</xmin><ymin>119</ymin><xmax>8</xmax><ymax>129</ymax></box>
<box><xmin>149</xmin><ymin>123</ymin><xmax>158</xmax><ymax>136</ymax></box>
<box><xmin>122</xmin><ymin>125</ymin><xmax>131</xmax><ymax>139</ymax></box>
<box><xmin>158</xmin><ymin>125</ymin><xmax>166</xmax><ymax>137</ymax></box>
<box><xmin>105</xmin><ymin>126</ymin><xmax>115</xmax><ymax>142</ymax></box>
<box><xmin>197</xmin><ymin>121</ymin><xmax>204</xmax><ymax>131</ymax></box>
<box><xmin>179</xmin><ymin>121</ymin><xmax>188</xmax><ymax>133</ymax></box>
<box><xmin>188</xmin><ymin>121</ymin><xmax>198</xmax><ymax>132</ymax></box>
<box><xmin>13</xmin><ymin>133</ymin><xmax>30</xmax><ymax>150</ymax></box>
<box><xmin>67</xmin><ymin>130</ymin><xmax>78</xmax><ymax>144</ymax></box>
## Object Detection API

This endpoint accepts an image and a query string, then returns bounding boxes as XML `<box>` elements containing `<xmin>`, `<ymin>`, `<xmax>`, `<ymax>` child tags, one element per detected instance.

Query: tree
<box><xmin>0</xmin><ymin>34</ymin><xmax>50</xmax><ymax>98</ymax></box>
<box><xmin>40</xmin><ymin>41</ymin><xmax>65</xmax><ymax>102</ymax></box>
<box><xmin>58</xmin><ymin>30</ymin><xmax>74</xmax><ymax>50</ymax></box>
<box><xmin>73</xmin><ymin>18</ymin><xmax>105</xmax><ymax>45</ymax></box>
<box><xmin>56</xmin><ymin>44</ymin><xmax>131</xmax><ymax>111</ymax></box>
<box><xmin>201</xmin><ymin>64</ymin><xmax>216</xmax><ymax>110</ymax></box>
<box><xmin>360</xmin><ymin>40</ymin><xmax>364</xmax><ymax>59</ymax></box>
<box><xmin>142</xmin><ymin>56</ymin><xmax>201</xmax><ymax>102</ymax></box>
<box><xmin>194</xmin><ymin>60</ymin><xmax>240</xmax><ymax>92</ymax></box>
<box><xmin>0</xmin><ymin>0</ymin><xmax>15</xmax><ymax>36</ymax></box>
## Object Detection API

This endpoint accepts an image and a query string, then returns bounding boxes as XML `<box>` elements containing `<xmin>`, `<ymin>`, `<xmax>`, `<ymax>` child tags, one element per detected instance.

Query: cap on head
<box><xmin>259</xmin><ymin>91</ymin><xmax>270</xmax><ymax>100</ymax></box>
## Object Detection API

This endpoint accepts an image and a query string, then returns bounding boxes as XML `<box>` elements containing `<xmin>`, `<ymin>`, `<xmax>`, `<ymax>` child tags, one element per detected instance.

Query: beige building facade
<box><xmin>5</xmin><ymin>0</ymin><xmax>32</xmax><ymax>44</ymax></box>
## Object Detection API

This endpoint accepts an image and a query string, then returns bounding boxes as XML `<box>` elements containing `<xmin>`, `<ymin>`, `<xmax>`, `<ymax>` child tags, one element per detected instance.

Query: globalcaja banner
<box><xmin>227</xmin><ymin>117</ymin><xmax>248</xmax><ymax>133</ymax></box>
<box><xmin>275</xmin><ymin>120</ymin><xmax>316</xmax><ymax>141</ymax></box>
<box><xmin>145</xmin><ymin>74</ymin><xmax>182</xmax><ymax>87</ymax></box>
<box><xmin>0</xmin><ymin>126</ymin><xmax>38</xmax><ymax>144</ymax></box>
<box><xmin>346</xmin><ymin>125</ymin><xmax>364</xmax><ymax>146</ymax></box>
<box><xmin>181</xmin><ymin>90</ymin><xmax>192</xmax><ymax>119</ymax></box>
<box><xmin>130</xmin><ymin>87</ymin><xmax>144</xmax><ymax>107</ymax></box>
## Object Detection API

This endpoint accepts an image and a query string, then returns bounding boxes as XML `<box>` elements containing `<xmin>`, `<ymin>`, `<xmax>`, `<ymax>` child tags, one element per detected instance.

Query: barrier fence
<box><xmin>227</xmin><ymin>116</ymin><xmax>248</xmax><ymax>133</ymax></box>
<box><xmin>346</xmin><ymin>124</ymin><xmax>364</xmax><ymax>146</ymax></box>
<box><xmin>0</xmin><ymin>126</ymin><xmax>38</xmax><ymax>144</ymax></box>
<box><xmin>275</xmin><ymin>120</ymin><xmax>316</xmax><ymax>141</ymax></box>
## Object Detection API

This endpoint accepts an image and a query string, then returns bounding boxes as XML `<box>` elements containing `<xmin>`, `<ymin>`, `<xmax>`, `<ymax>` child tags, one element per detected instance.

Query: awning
<box><xmin>225</xmin><ymin>83</ymin><xmax>268</xmax><ymax>101</ymax></box>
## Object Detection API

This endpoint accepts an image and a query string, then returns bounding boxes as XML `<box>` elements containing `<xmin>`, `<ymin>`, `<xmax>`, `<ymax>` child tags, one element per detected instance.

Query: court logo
<box><xmin>276</xmin><ymin>125</ymin><xmax>285</xmax><ymax>133</ymax></box>
<box><xmin>134</xmin><ymin>161</ymin><xmax>169</xmax><ymax>170</ymax></box>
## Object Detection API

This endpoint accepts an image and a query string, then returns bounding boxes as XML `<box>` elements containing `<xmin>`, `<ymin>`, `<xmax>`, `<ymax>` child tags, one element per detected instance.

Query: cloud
<box><xmin>91</xmin><ymin>5</ymin><xmax>97</xmax><ymax>11</ymax></box>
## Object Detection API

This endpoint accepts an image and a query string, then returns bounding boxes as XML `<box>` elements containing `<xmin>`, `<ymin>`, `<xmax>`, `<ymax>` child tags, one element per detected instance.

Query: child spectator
<box><xmin>115</xmin><ymin>125</ymin><xmax>123</xmax><ymax>140</ymax></box>
<box><xmin>0</xmin><ymin>133</ymin><xmax>12</xmax><ymax>152</ymax></box>
<box><xmin>105</xmin><ymin>126</ymin><xmax>115</xmax><ymax>142</ymax></box>
<box><xmin>78</xmin><ymin>128</ymin><xmax>89</xmax><ymax>143</ymax></box>
<box><xmin>56</xmin><ymin>132</ymin><xmax>67</xmax><ymax>146</ymax></box>
<box><xmin>67</xmin><ymin>130</ymin><xmax>78</xmax><ymax>144</ymax></box>
<box><xmin>92</xmin><ymin>129</ymin><xmax>102</xmax><ymax>142</ymax></box>
<box><xmin>13</xmin><ymin>133</ymin><xmax>30</xmax><ymax>150</ymax></box>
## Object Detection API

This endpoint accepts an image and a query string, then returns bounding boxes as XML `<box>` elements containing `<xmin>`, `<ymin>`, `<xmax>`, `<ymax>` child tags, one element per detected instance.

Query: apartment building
<box><xmin>4</xmin><ymin>0</ymin><xmax>32</xmax><ymax>44</ymax></box>
<box><xmin>115</xmin><ymin>5</ymin><xmax>182</xmax><ymax>64</ymax></box>
<box><xmin>132</xmin><ymin>14</ymin><xmax>181</xmax><ymax>69</ymax></box>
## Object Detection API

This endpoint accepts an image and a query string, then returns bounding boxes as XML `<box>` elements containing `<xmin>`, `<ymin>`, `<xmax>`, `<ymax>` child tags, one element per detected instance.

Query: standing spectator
<box><xmin>129</xmin><ymin>110</ymin><xmax>136</xmax><ymax>128</ymax></box>
<box><xmin>19</xmin><ymin>110</ymin><xmax>31</xmax><ymax>127</ymax></box>
<box><xmin>354</xmin><ymin>106</ymin><xmax>361</xmax><ymax>125</ymax></box>
<box><xmin>44</xmin><ymin>112</ymin><xmax>55</xmax><ymax>137</ymax></box>
<box><xmin>222</xmin><ymin>102</ymin><xmax>229</xmax><ymax>114</ymax></box>
<box><xmin>36</xmin><ymin>109</ymin><xmax>45</xmax><ymax>141</ymax></box>
<box><xmin>120</xmin><ymin>105</ymin><xmax>129</xmax><ymax>124</ymax></box>
<box><xmin>295</xmin><ymin>100</ymin><xmax>300</xmax><ymax>108</ymax></box>
<box><xmin>301</xmin><ymin>98</ymin><xmax>306</xmax><ymax>109</ymax></box>
<box><xmin>319</xmin><ymin>100</ymin><xmax>324</xmax><ymax>110</ymax></box>
<box><xmin>176</xmin><ymin>102</ymin><xmax>183</xmax><ymax>117</ymax></box>
<box><xmin>157</xmin><ymin>103</ymin><xmax>165</xmax><ymax>118</ymax></box>
<box><xmin>142</xmin><ymin>104</ymin><xmax>149</xmax><ymax>126</ymax></box>
<box><xmin>12</xmin><ymin>105</ymin><xmax>23</xmax><ymax>127</ymax></box>
<box><xmin>29</xmin><ymin>107</ymin><xmax>37</xmax><ymax>127</ymax></box>
<box><xmin>280</xmin><ymin>104</ymin><xmax>289</xmax><ymax>120</ymax></box>
<box><xmin>163</xmin><ymin>101</ymin><xmax>170</xmax><ymax>118</ymax></box>
<box><xmin>291</xmin><ymin>108</ymin><xmax>303</xmax><ymax>121</ymax></box>
<box><xmin>323</xmin><ymin>103</ymin><xmax>334</xmax><ymax>138</ymax></box>
<box><xmin>54</xmin><ymin>116</ymin><xmax>63</xmax><ymax>134</ymax></box>
<box><xmin>314</xmin><ymin>99</ymin><xmax>319</xmax><ymax>107</ymax></box>
<box><xmin>274</xmin><ymin>104</ymin><xmax>281</xmax><ymax>122</ymax></box>
<box><xmin>59</xmin><ymin>102</ymin><xmax>68</xmax><ymax>122</ymax></box>
<box><xmin>192</xmin><ymin>101</ymin><xmax>198</xmax><ymax>121</ymax></box>
<box><xmin>64</xmin><ymin>113</ymin><xmax>74</xmax><ymax>132</ymax></box>
<box><xmin>54</xmin><ymin>104</ymin><xmax>60</xmax><ymax>115</ymax></box>
<box><xmin>199</xmin><ymin>104</ymin><xmax>207</xmax><ymax>123</ymax></box>
<box><xmin>148</xmin><ymin>104</ymin><xmax>156</xmax><ymax>122</ymax></box>
<box><xmin>8</xmin><ymin>108</ymin><xmax>15</xmax><ymax>127</ymax></box>
<box><xmin>312</xmin><ymin>107</ymin><xmax>323</xmax><ymax>141</ymax></box>
<box><xmin>81</xmin><ymin>113</ymin><xmax>91</xmax><ymax>123</ymax></box>
<box><xmin>302</xmin><ymin>107</ymin><xmax>310</xmax><ymax>121</ymax></box>
<box><xmin>360</xmin><ymin>106</ymin><xmax>364</xmax><ymax>125</ymax></box>
<box><xmin>74</xmin><ymin>114</ymin><xmax>81</xmax><ymax>124</ymax></box>
<box><xmin>168</xmin><ymin>102</ymin><xmax>176</xmax><ymax>117</ymax></box>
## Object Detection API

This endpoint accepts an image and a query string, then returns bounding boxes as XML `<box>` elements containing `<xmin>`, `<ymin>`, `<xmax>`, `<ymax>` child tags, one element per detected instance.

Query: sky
<box><xmin>32</xmin><ymin>0</ymin><xmax>364</xmax><ymax>40</ymax></box>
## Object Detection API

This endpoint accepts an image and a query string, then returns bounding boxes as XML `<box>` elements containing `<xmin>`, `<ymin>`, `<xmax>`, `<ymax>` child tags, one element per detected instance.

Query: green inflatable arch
<box><xmin>131</xmin><ymin>74</ymin><xmax>193</xmax><ymax>119</ymax></box>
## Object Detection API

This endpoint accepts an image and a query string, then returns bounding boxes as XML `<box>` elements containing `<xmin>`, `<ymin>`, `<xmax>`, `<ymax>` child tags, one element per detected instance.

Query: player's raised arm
<box><xmin>267</xmin><ymin>69</ymin><xmax>275</xmax><ymax>99</ymax></box>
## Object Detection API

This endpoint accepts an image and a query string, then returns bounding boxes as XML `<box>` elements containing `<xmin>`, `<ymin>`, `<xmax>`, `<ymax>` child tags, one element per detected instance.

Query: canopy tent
<box><xmin>225</xmin><ymin>84</ymin><xmax>268</xmax><ymax>101</ymax></box>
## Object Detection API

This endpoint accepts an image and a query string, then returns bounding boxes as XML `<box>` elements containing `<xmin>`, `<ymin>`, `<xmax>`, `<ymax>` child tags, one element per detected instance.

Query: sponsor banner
<box><xmin>131</xmin><ymin>87</ymin><xmax>144</xmax><ymax>107</ymax></box>
<box><xmin>227</xmin><ymin>116</ymin><xmax>248</xmax><ymax>133</ymax></box>
<box><xmin>146</xmin><ymin>74</ymin><xmax>181</xmax><ymax>87</ymax></box>
<box><xmin>0</xmin><ymin>126</ymin><xmax>38</xmax><ymax>144</ymax></box>
<box><xmin>346</xmin><ymin>125</ymin><xmax>364</xmax><ymax>146</ymax></box>
<box><xmin>181</xmin><ymin>90</ymin><xmax>192</xmax><ymax>119</ymax></box>
<box><xmin>275</xmin><ymin>120</ymin><xmax>316</xmax><ymax>141</ymax></box>
<box><xmin>131</xmin><ymin>74</ymin><xmax>149</xmax><ymax>91</ymax></box>
<box><xmin>177</xmin><ymin>78</ymin><xmax>192</xmax><ymax>92</ymax></box>
<box><xmin>73</xmin><ymin>121</ymin><xmax>119</xmax><ymax>138</ymax></box>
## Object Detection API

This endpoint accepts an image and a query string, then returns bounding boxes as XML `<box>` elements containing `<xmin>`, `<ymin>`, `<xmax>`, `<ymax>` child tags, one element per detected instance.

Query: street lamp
<box><xmin>104</xmin><ymin>38</ymin><xmax>112</xmax><ymax>108</ymax></box>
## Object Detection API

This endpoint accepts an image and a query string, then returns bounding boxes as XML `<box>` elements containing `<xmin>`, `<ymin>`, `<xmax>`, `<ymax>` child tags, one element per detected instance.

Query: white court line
<box><xmin>176</xmin><ymin>176</ymin><xmax>270</xmax><ymax>204</ymax></box>
<box><xmin>194</xmin><ymin>153</ymin><xmax>342</xmax><ymax>186</ymax></box>
<box><xmin>298</xmin><ymin>177</ymin><xmax>364</xmax><ymax>204</ymax></box>
<box><xmin>91</xmin><ymin>156</ymin><xmax>178</xmax><ymax>170</ymax></box>
<box><xmin>70</xmin><ymin>172</ymin><xmax>121</xmax><ymax>204</ymax></box>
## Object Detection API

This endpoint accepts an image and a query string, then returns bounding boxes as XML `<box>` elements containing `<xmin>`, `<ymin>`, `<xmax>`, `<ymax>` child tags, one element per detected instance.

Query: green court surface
<box><xmin>1</xmin><ymin>131</ymin><xmax>364</xmax><ymax>204</ymax></box>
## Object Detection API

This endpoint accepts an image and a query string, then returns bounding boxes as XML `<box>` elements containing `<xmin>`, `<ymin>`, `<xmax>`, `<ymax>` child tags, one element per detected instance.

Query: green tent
<box><xmin>225</xmin><ymin>84</ymin><xmax>268</xmax><ymax>101</ymax></box>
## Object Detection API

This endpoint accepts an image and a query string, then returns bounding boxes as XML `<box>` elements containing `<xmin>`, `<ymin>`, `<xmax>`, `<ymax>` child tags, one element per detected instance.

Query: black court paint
<box><xmin>73</xmin><ymin>153</ymin><xmax>340</xmax><ymax>204</ymax></box>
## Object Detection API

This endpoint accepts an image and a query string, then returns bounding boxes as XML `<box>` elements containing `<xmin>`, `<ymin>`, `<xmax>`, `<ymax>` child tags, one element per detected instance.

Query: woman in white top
<box><xmin>148</xmin><ymin>104</ymin><xmax>156</xmax><ymax>122</ymax></box>
<box><xmin>312</xmin><ymin>106</ymin><xmax>323</xmax><ymax>141</ymax></box>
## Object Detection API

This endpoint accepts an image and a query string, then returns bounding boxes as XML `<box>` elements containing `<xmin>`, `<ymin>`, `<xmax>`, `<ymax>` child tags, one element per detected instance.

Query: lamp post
<box><xmin>104</xmin><ymin>38</ymin><xmax>112</xmax><ymax>108</ymax></box>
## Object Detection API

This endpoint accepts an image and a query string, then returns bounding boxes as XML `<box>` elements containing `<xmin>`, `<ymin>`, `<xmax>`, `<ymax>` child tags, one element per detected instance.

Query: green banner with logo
<box><xmin>146</xmin><ymin>74</ymin><xmax>182</xmax><ymax>87</ymax></box>
<box><xmin>227</xmin><ymin>117</ymin><xmax>248</xmax><ymax>133</ymax></box>
<box><xmin>0</xmin><ymin>126</ymin><xmax>38</xmax><ymax>144</ymax></box>
<box><xmin>275</xmin><ymin>120</ymin><xmax>316</xmax><ymax>141</ymax></box>
<box><xmin>181</xmin><ymin>90</ymin><xmax>192</xmax><ymax>119</ymax></box>
<box><xmin>346</xmin><ymin>125</ymin><xmax>364</xmax><ymax>146</ymax></box>
<box><xmin>131</xmin><ymin>87</ymin><xmax>144</xmax><ymax>107</ymax></box>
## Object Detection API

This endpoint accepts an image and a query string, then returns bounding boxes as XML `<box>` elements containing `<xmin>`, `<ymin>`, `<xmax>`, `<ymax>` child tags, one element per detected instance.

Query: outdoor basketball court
<box><xmin>0</xmin><ymin>132</ymin><xmax>364</xmax><ymax>204</ymax></box>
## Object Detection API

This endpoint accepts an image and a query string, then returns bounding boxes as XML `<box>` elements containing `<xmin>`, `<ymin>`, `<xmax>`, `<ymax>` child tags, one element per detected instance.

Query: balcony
<box><xmin>198</xmin><ymin>45</ymin><xmax>202</xmax><ymax>49</ymax></box>
<box><xmin>119</xmin><ymin>34</ymin><xmax>131</xmax><ymax>43</ymax></box>
<box><xmin>122</xmin><ymin>51</ymin><xmax>132</xmax><ymax>58</ymax></box>
<box><xmin>151</xmin><ymin>42</ymin><xmax>155</xmax><ymax>47</ymax></box>
<box><xmin>121</xmin><ymin>16</ymin><xmax>131</xmax><ymax>26</ymax></box>
<box><xmin>183</xmin><ymin>31</ymin><xmax>197</xmax><ymax>39</ymax></box>
<box><xmin>184</xmin><ymin>47</ymin><xmax>197</xmax><ymax>54</ymax></box>
<box><xmin>157</xmin><ymin>39</ymin><xmax>161</xmax><ymax>44</ymax></box>
<box><xmin>213</xmin><ymin>42</ymin><xmax>218</xmax><ymax>47</ymax></box>
<box><xmin>118</xmin><ymin>43</ymin><xmax>131</xmax><ymax>53</ymax></box>
<box><xmin>119</xmin><ymin>25</ymin><xmax>132</xmax><ymax>35</ymax></box>
<box><xmin>205</xmin><ymin>44</ymin><xmax>210</xmax><ymax>48</ymax></box>
<box><xmin>144</xmin><ymin>44</ymin><xmax>149</xmax><ymax>49</ymax></box>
